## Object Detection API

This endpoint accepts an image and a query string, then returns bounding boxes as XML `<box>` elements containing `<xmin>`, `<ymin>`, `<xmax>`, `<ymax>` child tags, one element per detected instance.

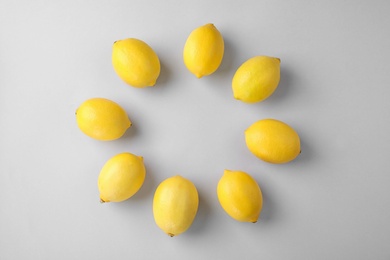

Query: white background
<box><xmin>1</xmin><ymin>1</ymin><xmax>390</xmax><ymax>259</ymax></box>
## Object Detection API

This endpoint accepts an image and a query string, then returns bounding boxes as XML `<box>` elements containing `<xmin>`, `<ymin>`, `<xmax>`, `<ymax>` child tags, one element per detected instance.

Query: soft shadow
<box><xmin>291</xmin><ymin>128</ymin><xmax>316</xmax><ymax>166</ymax></box>
<box><xmin>264</xmin><ymin>65</ymin><xmax>294</xmax><ymax>105</ymax></box>
<box><xmin>202</xmin><ymin>37</ymin><xmax>238</xmax><ymax>99</ymax></box>
<box><xmin>215</xmin><ymin>36</ymin><xmax>237</xmax><ymax>76</ymax></box>
<box><xmin>187</xmin><ymin>189</ymin><xmax>212</xmax><ymax>236</ymax></box>
<box><xmin>298</xmin><ymin>136</ymin><xmax>313</xmax><ymax>164</ymax></box>
<box><xmin>120</xmin><ymin>119</ymin><xmax>139</xmax><ymax>141</ymax></box>
<box><xmin>257</xmin><ymin>180</ymin><xmax>275</xmax><ymax>223</ymax></box>
<box><xmin>155</xmin><ymin>60</ymin><xmax>171</xmax><ymax>87</ymax></box>
<box><xmin>130</xmin><ymin>160</ymin><xmax>156</xmax><ymax>201</ymax></box>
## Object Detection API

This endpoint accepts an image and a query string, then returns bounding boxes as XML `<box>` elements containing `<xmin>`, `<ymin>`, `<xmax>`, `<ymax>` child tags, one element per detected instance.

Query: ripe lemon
<box><xmin>183</xmin><ymin>23</ymin><xmax>224</xmax><ymax>78</ymax></box>
<box><xmin>153</xmin><ymin>176</ymin><xmax>199</xmax><ymax>237</ymax></box>
<box><xmin>232</xmin><ymin>56</ymin><xmax>280</xmax><ymax>103</ymax></box>
<box><xmin>76</xmin><ymin>98</ymin><xmax>131</xmax><ymax>141</ymax></box>
<box><xmin>217</xmin><ymin>170</ymin><xmax>263</xmax><ymax>223</ymax></box>
<box><xmin>112</xmin><ymin>38</ymin><xmax>160</xmax><ymax>88</ymax></box>
<box><xmin>98</xmin><ymin>152</ymin><xmax>146</xmax><ymax>203</ymax></box>
<box><xmin>245</xmin><ymin>119</ymin><xmax>301</xmax><ymax>164</ymax></box>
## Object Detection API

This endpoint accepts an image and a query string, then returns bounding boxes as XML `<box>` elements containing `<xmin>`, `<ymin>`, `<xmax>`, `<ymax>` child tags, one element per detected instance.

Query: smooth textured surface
<box><xmin>1</xmin><ymin>1</ymin><xmax>390</xmax><ymax>259</ymax></box>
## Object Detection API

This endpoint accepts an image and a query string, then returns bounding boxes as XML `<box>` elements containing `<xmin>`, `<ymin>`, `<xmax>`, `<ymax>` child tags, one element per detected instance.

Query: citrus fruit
<box><xmin>76</xmin><ymin>98</ymin><xmax>131</xmax><ymax>141</ymax></box>
<box><xmin>112</xmin><ymin>38</ymin><xmax>160</xmax><ymax>88</ymax></box>
<box><xmin>153</xmin><ymin>176</ymin><xmax>199</xmax><ymax>237</ymax></box>
<box><xmin>245</xmin><ymin>119</ymin><xmax>301</xmax><ymax>163</ymax></box>
<box><xmin>98</xmin><ymin>152</ymin><xmax>146</xmax><ymax>203</ymax></box>
<box><xmin>217</xmin><ymin>170</ymin><xmax>263</xmax><ymax>223</ymax></box>
<box><xmin>183</xmin><ymin>23</ymin><xmax>224</xmax><ymax>78</ymax></box>
<box><xmin>232</xmin><ymin>56</ymin><xmax>280</xmax><ymax>103</ymax></box>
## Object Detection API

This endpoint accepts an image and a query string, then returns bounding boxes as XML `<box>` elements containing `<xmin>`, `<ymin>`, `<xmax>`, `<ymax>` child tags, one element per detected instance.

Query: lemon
<box><xmin>183</xmin><ymin>23</ymin><xmax>224</xmax><ymax>78</ymax></box>
<box><xmin>98</xmin><ymin>152</ymin><xmax>146</xmax><ymax>203</ymax></box>
<box><xmin>153</xmin><ymin>176</ymin><xmax>199</xmax><ymax>237</ymax></box>
<box><xmin>112</xmin><ymin>38</ymin><xmax>160</xmax><ymax>88</ymax></box>
<box><xmin>217</xmin><ymin>170</ymin><xmax>263</xmax><ymax>223</ymax></box>
<box><xmin>245</xmin><ymin>119</ymin><xmax>301</xmax><ymax>164</ymax></box>
<box><xmin>76</xmin><ymin>98</ymin><xmax>131</xmax><ymax>141</ymax></box>
<box><xmin>232</xmin><ymin>56</ymin><xmax>280</xmax><ymax>103</ymax></box>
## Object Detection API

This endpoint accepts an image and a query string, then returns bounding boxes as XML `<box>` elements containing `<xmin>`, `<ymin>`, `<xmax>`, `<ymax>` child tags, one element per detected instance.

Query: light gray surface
<box><xmin>1</xmin><ymin>0</ymin><xmax>390</xmax><ymax>259</ymax></box>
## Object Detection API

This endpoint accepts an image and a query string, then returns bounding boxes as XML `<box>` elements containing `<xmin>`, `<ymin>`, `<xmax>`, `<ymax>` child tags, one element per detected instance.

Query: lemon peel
<box><xmin>183</xmin><ymin>23</ymin><xmax>224</xmax><ymax>78</ymax></box>
<box><xmin>112</xmin><ymin>38</ymin><xmax>160</xmax><ymax>88</ymax></box>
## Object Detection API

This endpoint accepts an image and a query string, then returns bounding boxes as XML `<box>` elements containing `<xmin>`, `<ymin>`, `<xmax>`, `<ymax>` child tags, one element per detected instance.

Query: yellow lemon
<box><xmin>232</xmin><ymin>56</ymin><xmax>280</xmax><ymax>103</ymax></box>
<box><xmin>183</xmin><ymin>23</ymin><xmax>224</xmax><ymax>78</ymax></box>
<box><xmin>217</xmin><ymin>170</ymin><xmax>263</xmax><ymax>223</ymax></box>
<box><xmin>112</xmin><ymin>38</ymin><xmax>160</xmax><ymax>88</ymax></box>
<box><xmin>98</xmin><ymin>152</ymin><xmax>146</xmax><ymax>203</ymax></box>
<box><xmin>76</xmin><ymin>98</ymin><xmax>131</xmax><ymax>141</ymax></box>
<box><xmin>153</xmin><ymin>176</ymin><xmax>199</xmax><ymax>237</ymax></box>
<box><xmin>245</xmin><ymin>119</ymin><xmax>301</xmax><ymax>164</ymax></box>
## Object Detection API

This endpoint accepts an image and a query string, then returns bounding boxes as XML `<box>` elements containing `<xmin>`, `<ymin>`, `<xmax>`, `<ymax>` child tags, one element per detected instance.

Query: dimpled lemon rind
<box><xmin>153</xmin><ymin>176</ymin><xmax>199</xmax><ymax>237</ymax></box>
<box><xmin>183</xmin><ymin>23</ymin><xmax>224</xmax><ymax>78</ymax></box>
<box><xmin>232</xmin><ymin>56</ymin><xmax>280</xmax><ymax>103</ymax></box>
<box><xmin>245</xmin><ymin>119</ymin><xmax>300</xmax><ymax>164</ymax></box>
<box><xmin>112</xmin><ymin>38</ymin><xmax>160</xmax><ymax>88</ymax></box>
<box><xmin>98</xmin><ymin>152</ymin><xmax>146</xmax><ymax>203</ymax></box>
<box><xmin>76</xmin><ymin>98</ymin><xmax>131</xmax><ymax>141</ymax></box>
<box><xmin>217</xmin><ymin>170</ymin><xmax>263</xmax><ymax>223</ymax></box>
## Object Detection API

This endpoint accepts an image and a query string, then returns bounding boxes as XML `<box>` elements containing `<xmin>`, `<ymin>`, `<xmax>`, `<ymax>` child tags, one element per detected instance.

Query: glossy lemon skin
<box><xmin>98</xmin><ymin>152</ymin><xmax>146</xmax><ymax>203</ymax></box>
<box><xmin>217</xmin><ymin>170</ymin><xmax>263</xmax><ymax>223</ymax></box>
<box><xmin>183</xmin><ymin>23</ymin><xmax>224</xmax><ymax>78</ymax></box>
<box><xmin>232</xmin><ymin>56</ymin><xmax>280</xmax><ymax>103</ymax></box>
<box><xmin>153</xmin><ymin>176</ymin><xmax>199</xmax><ymax>237</ymax></box>
<box><xmin>112</xmin><ymin>38</ymin><xmax>160</xmax><ymax>88</ymax></box>
<box><xmin>245</xmin><ymin>119</ymin><xmax>300</xmax><ymax>164</ymax></box>
<box><xmin>76</xmin><ymin>98</ymin><xmax>131</xmax><ymax>141</ymax></box>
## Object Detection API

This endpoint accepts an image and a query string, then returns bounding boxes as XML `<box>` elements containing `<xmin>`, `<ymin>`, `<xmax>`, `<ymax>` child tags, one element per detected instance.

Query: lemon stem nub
<box><xmin>252</xmin><ymin>220</ymin><xmax>258</xmax><ymax>223</ymax></box>
<box><xmin>168</xmin><ymin>233</ymin><xmax>175</xmax><ymax>237</ymax></box>
<box><xmin>100</xmin><ymin>198</ymin><xmax>106</xmax><ymax>203</ymax></box>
